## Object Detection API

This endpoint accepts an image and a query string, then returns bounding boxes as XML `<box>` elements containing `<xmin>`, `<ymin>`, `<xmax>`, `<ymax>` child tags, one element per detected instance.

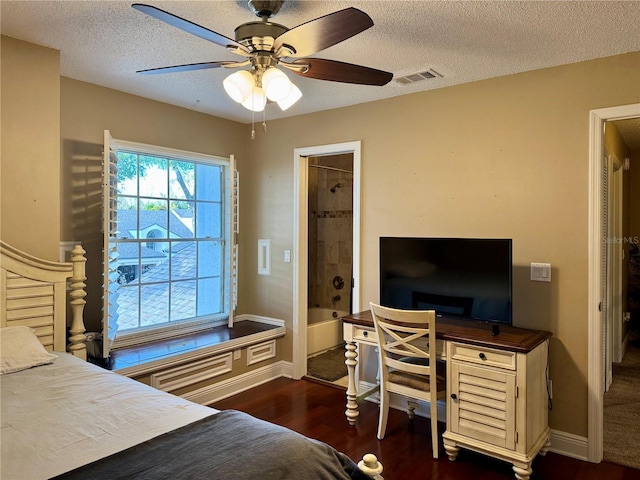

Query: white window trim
<box><xmin>105</xmin><ymin>135</ymin><xmax>235</xmax><ymax>353</ymax></box>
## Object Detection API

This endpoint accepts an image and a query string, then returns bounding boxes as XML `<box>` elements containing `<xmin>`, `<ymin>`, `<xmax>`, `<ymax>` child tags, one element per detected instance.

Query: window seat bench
<box><xmin>108</xmin><ymin>319</ymin><xmax>286</xmax><ymax>403</ymax></box>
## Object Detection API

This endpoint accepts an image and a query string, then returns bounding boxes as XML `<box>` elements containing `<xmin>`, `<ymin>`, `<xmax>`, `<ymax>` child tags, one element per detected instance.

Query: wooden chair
<box><xmin>370</xmin><ymin>302</ymin><xmax>447</xmax><ymax>459</ymax></box>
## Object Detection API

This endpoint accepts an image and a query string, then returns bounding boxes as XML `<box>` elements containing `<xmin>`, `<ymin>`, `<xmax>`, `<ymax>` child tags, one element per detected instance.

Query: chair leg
<box><xmin>407</xmin><ymin>400</ymin><xmax>418</xmax><ymax>420</ymax></box>
<box><xmin>377</xmin><ymin>390</ymin><xmax>390</xmax><ymax>440</ymax></box>
<box><xmin>430</xmin><ymin>398</ymin><xmax>439</xmax><ymax>459</ymax></box>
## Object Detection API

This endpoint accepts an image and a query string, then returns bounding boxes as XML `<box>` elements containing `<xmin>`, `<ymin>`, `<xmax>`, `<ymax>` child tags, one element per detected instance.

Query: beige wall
<box><xmin>1</xmin><ymin>36</ymin><xmax>61</xmax><ymax>260</ymax></box>
<box><xmin>240</xmin><ymin>52</ymin><xmax>640</xmax><ymax>437</ymax></box>
<box><xmin>3</xmin><ymin>33</ymin><xmax>640</xmax><ymax>439</ymax></box>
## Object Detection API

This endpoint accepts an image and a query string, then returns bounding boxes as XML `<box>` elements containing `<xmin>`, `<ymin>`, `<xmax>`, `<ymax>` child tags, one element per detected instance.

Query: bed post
<box><xmin>67</xmin><ymin>244</ymin><xmax>87</xmax><ymax>360</ymax></box>
<box><xmin>358</xmin><ymin>454</ymin><xmax>384</xmax><ymax>479</ymax></box>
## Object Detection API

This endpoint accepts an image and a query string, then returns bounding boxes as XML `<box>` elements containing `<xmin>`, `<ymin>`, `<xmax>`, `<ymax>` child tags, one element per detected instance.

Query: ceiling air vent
<box><xmin>394</xmin><ymin>69</ymin><xmax>443</xmax><ymax>85</ymax></box>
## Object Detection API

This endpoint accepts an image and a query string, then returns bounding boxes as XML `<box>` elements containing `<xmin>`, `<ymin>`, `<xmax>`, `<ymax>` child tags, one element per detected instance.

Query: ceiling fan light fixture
<box><xmin>242</xmin><ymin>85</ymin><xmax>267</xmax><ymax>112</ymax></box>
<box><xmin>133</xmin><ymin>2</ymin><xmax>392</xmax><ymax>135</ymax></box>
<box><xmin>277</xmin><ymin>83</ymin><xmax>302</xmax><ymax>111</ymax></box>
<box><xmin>223</xmin><ymin>70</ymin><xmax>254</xmax><ymax>103</ymax></box>
<box><xmin>262</xmin><ymin>67</ymin><xmax>291</xmax><ymax>101</ymax></box>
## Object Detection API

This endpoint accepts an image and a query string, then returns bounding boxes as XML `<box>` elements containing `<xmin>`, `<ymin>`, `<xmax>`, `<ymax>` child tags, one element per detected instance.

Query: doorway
<box><xmin>306</xmin><ymin>156</ymin><xmax>353</xmax><ymax>383</ymax></box>
<box><xmin>292</xmin><ymin>142</ymin><xmax>362</xmax><ymax>380</ymax></box>
<box><xmin>588</xmin><ymin>104</ymin><xmax>640</xmax><ymax>463</ymax></box>
<box><xmin>601</xmin><ymin>120</ymin><xmax>640</xmax><ymax>469</ymax></box>
<box><xmin>604</xmin><ymin>151</ymin><xmax>624</xmax><ymax>390</ymax></box>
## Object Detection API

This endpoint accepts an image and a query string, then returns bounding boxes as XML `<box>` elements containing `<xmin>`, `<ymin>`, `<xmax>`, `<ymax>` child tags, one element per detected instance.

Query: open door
<box><xmin>605</xmin><ymin>152</ymin><xmax>624</xmax><ymax>390</ymax></box>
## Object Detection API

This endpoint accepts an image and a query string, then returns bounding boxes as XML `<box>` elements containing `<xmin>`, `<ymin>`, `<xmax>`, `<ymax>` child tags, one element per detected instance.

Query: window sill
<box><xmin>110</xmin><ymin>318</ymin><xmax>285</xmax><ymax>377</ymax></box>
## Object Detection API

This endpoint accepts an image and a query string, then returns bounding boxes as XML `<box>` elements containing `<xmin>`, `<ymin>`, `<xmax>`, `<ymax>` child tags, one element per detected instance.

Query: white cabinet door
<box><xmin>449</xmin><ymin>361</ymin><xmax>517</xmax><ymax>450</ymax></box>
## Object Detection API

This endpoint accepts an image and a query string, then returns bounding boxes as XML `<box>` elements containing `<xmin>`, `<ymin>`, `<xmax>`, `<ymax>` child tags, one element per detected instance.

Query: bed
<box><xmin>0</xmin><ymin>241</ymin><xmax>384</xmax><ymax>480</ymax></box>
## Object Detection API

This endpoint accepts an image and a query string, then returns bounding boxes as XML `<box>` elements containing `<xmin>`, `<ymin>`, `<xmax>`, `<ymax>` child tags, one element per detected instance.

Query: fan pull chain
<box><xmin>251</xmin><ymin>108</ymin><xmax>256</xmax><ymax>140</ymax></box>
<box><xmin>262</xmin><ymin>107</ymin><xmax>267</xmax><ymax>133</ymax></box>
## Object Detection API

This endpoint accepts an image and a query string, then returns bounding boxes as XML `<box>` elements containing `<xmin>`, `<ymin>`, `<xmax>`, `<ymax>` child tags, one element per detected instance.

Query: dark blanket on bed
<box><xmin>53</xmin><ymin>409</ymin><xmax>372</xmax><ymax>480</ymax></box>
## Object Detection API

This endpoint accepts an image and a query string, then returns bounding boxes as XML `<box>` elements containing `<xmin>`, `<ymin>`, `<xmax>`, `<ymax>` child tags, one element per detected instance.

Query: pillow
<box><xmin>0</xmin><ymin>326</ymin><xmax>57</xmax><ymax>374</ymax></box>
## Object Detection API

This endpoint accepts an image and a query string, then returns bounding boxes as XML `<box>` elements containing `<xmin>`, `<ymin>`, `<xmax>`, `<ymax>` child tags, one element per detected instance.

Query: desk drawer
<box><xmin>450</xmin><ymin>342</ymin><xmax>516</xmax><ymax>370</ymax></box>
<box><xmin>352</xmin><ymin>327</ymin><xmax>445</xmax><ymax>356</ymax></box>
<box><xmin>353</xmin><ymin>327</ymin><xmax>377</xmax><ymax>345</ymax></box>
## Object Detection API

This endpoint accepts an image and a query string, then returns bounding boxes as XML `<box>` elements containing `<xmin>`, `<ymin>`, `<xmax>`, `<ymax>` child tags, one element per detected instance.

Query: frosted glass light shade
<box><xmin>241</xmin><ymin>86</ymin><xmax>267</xmax><ymax>112</ymax></box>
<box><xmin>223</xmin><ymin>70</ymin><xmax>254</xmax><ymax>103</ymax></box>
<box><xmin>277</xmin><ymin>83</ymin><xmax>302</xmax><ymax>111</ymax></box>
<box><xmin>262</xmin><ymin>67</ymin><xmax>291</xmax><ymax>102</ymax></box>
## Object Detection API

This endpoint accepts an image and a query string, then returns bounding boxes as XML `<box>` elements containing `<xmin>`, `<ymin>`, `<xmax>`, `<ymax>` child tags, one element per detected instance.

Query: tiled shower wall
<box><xmin>308</xmin><ymin>154</ymin><xmax>353</xmax><ymax>313</ymax></box>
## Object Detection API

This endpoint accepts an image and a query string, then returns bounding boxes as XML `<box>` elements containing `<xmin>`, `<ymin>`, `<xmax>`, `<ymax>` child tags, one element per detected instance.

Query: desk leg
<box><xmin>512</xmin><ymin>462</ymin><xmax>533</xmax><ymax>480</ymax></box>
<box><xmin>443</xmin><ymin>442</ymin><xmax>460</xmax><ymax>462</ymax></box>
<box><xmin>345</xmin><ymin>341</ymin><xmax>359</xmax><ymax>425</ymax></box>
<box><xmin>539</xmin><ymin>436</ymin><xmax>551</xmax><ymax>456</ymax></box>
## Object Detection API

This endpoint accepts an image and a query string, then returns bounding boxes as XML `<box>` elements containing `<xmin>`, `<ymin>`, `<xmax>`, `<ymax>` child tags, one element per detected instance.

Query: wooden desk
<box><xmin>342</xmin><ymin>310</ymin><xmax>552</xmax><ymax>480</ymax></box>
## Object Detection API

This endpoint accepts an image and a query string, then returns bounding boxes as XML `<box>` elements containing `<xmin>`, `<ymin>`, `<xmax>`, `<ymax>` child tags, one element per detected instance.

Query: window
<box><xmin>103</xmin><ymin>132</ymin><xmax>238</xmax><ymax>354</ymax></box>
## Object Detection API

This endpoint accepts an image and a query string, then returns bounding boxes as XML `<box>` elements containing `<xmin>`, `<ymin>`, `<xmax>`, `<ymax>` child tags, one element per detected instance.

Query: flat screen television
<box><xmin>380</xmin><ymin>237</ymin><xmax>513</xmax><ymax>325</ymax></box>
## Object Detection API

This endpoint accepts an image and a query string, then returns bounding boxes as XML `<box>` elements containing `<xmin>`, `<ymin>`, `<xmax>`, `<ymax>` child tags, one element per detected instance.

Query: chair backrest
<box><xmin>370</xmin><ymin>302</ymin><xmax>437</xmax><ymax>383</ymax></box>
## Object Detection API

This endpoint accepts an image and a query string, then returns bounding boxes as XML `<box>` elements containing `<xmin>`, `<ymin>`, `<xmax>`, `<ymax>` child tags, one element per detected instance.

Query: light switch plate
<box><xmin>531</xmin><ymin>262</ymin><xmax>551</xmax><ymax>282</ymax></box>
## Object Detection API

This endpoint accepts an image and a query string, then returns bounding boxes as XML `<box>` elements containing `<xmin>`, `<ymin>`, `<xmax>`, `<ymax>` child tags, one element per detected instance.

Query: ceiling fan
<box><xmin>132</xmin><ymin>1</ymin><xmax>393</xmax><ymax>113</ymax></box>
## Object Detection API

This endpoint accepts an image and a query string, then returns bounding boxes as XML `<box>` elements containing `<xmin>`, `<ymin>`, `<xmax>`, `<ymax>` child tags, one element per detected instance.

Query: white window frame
<box><xmin>103</xmin><ymin>132</ymin><xmax>237</xmax><ymax>354</ymax></box>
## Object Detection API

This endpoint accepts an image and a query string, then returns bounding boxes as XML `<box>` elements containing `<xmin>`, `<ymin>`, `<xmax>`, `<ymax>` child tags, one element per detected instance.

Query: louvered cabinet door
<box><xmin>444</xmin><ymin>340</ymin><xmax>551</xmax><ymax>480</ymax></box>
<box><xmin>448</xmin><ymin>361</ymin><xmax>516</xmax><ymax>450</ymax></box>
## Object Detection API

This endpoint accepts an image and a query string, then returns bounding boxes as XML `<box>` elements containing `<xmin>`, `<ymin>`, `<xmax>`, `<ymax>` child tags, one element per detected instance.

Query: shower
<box><xmin>307</xmin><ymin>157</ymin><xmax>353</xmax><ymax>328</ymax></box>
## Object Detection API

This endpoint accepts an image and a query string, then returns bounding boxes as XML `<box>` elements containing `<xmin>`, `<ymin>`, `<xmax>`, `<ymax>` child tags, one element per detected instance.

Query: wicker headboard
<box><xmin>0</xmin><ymin>241</ymin><xmax>87</xmax><ymax>359</ymax></box>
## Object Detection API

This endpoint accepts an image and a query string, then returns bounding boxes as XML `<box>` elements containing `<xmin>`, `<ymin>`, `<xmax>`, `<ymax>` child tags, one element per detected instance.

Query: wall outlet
<box><xmin>233</xmin><ymin>349</ymin><xmax>241</xmax><ymax>360</ymax></box>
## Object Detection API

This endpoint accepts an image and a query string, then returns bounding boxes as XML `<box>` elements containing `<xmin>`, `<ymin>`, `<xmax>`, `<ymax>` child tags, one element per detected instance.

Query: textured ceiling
<box><xmin>613</xmin><ymin>118</ymin><xmax>640</xmax><ymax>151</ymax></box>
<box><xmin>2</xmin><ymin>0</ymin><xmax>640</xmax><ymax>133</ymax></box>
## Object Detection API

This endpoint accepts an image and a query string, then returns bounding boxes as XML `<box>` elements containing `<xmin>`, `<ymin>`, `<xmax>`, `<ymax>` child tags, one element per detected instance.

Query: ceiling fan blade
<box><xmin>137</xmin><ymin>60</ymin><xmax>247</xmax><ymax>75</ymax></box>
<box><xmin>132</xmin><ymin>4</ymin><xmax>250</xmax><ymax>55</ymax></box>
<box><xmin>289</xmin><ymin>58</ymin><xmax>393</xmax><ymax>86</ymax></box>
<box><xmin>274</xmin><ymin>7</ymin><xmax>373</xmax><ymax>58</ymax></box>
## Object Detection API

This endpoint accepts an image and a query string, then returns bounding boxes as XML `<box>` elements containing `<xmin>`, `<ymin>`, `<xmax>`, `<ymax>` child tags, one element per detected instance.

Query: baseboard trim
<box><xmin>358</xmin><ymin>381</ymin><xmax>447</xmax><ymax>423</ymax></box>
<box><xmin>183</xmin><ymin>360</ymin><xmax>293</xmax><ymax>405</ymax></box>
<box><xmin>357</xmin><ymin>382</ymin><xmax>587</xmax><ymax>461</ymax></box>
<box><xmin>548</xmin><ymin>429</ymin><xmax>589</xmax><ymax>461</ymax></box>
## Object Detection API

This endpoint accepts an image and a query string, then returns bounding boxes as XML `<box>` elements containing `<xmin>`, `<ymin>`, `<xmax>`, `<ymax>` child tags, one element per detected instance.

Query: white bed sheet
<box><xmin>1</xmin><ymin>353</ymin><xmax>217</xmax><ymax>480</ymax></box>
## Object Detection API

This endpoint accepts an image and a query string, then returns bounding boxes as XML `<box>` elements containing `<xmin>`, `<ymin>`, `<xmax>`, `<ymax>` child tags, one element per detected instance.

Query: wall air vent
<box><xmin>394</xmin><ymin>69</ymin><xmax>443</xmax><ymax>85</ymax></box>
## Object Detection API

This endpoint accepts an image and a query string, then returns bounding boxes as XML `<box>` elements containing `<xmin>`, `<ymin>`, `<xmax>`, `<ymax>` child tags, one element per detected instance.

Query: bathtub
<box><xmin>307</xmin><ymin>308</ymin><xmax>348</xmax><ymax>356</ymax></box>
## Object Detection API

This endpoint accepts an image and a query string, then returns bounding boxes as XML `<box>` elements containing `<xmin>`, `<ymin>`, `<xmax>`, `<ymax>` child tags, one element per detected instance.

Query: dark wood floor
<box><xmin>212</xmin><ymin>377</ymin><xmax>640</xmax><ymax>480</ymax></box>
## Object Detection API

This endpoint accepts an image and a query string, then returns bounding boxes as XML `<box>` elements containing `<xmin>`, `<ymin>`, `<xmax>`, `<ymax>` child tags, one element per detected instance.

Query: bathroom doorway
<box><xmin>306</xmin><ymin>155</ymin><xmax>353</xmax><ymax>384</ymax></box>
<box><xmin>292</xmin><ymin>141</ymin><xmax>361</xmax><ymax>380</ymax></box>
